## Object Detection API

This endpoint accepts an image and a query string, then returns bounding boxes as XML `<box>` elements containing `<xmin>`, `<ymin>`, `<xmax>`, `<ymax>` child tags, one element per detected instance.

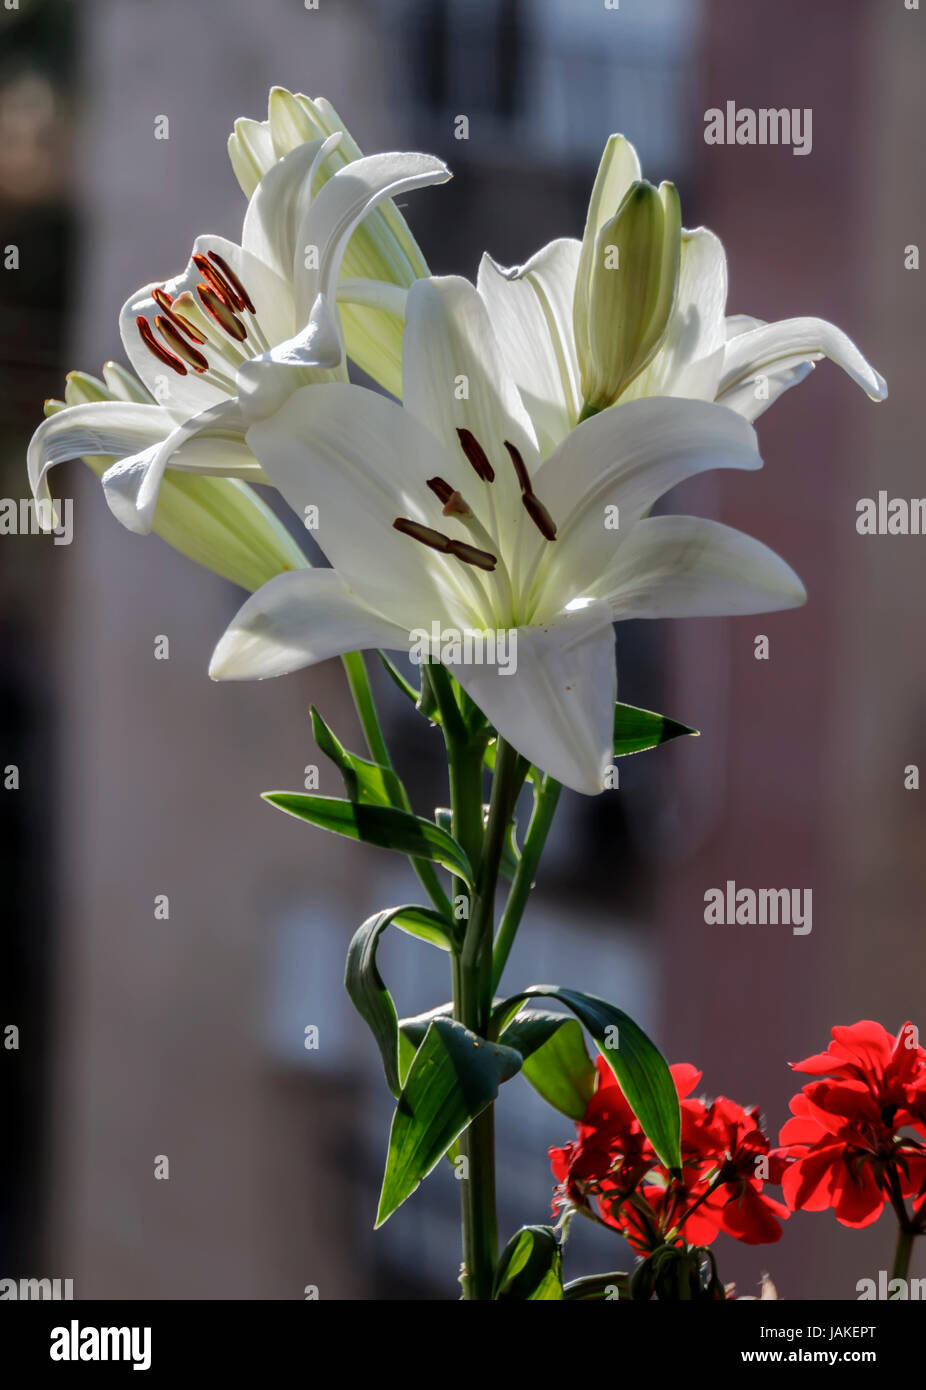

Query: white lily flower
<box><xmin>228</xmin><ymin>86</ymin><xmax>435</xmax><ymax>396</ymax></box>
<box><xmin>43</xmin><ymin>363</ymin><xmax>309</xmax><ymax>593</ymax></box>
<box><xmin>209</xmin><ymin>277</ymin><xmax>806</xmax><ymax>795</ymax></box>
<box><xmin>27</xmin><ymin>129</ymin><xmax>449</xmax><ymax>537</ymax></box>
<box><xmin>477</xmin><ymin>134</ymin><xmax>886</xmax><ymax>456</ymax></box>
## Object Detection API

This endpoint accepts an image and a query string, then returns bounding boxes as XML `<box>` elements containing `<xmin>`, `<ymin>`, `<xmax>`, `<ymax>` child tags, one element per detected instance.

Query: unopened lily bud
<box><xmin>45</xmin><ymin>366</ymin><xmax>309</xmax><ymax>593</ymax></box>
<box><xmin>229</xmin><ymin>87</ymin><xmax>438</xmax><ymax>398</ymax></box>
<box><xmin>578</xmin><ymin>179</ymin><xmax>681</xmax><ymax>413</ymax></box>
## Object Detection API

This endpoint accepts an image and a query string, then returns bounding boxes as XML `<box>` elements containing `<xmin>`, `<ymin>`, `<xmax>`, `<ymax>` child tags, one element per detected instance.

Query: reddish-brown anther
<box><xmin>136</xmin><ymin>316</ymin><xmax>187</xmax><ymax>375</ymax></box>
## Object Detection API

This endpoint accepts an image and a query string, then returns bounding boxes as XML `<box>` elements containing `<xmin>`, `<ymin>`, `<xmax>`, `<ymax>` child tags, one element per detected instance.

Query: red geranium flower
<box><xmin>683</xmin><ymin>1095</ymin><xmax>789</xmax><ymax>1245</ymax></box>
<box><xmin>550</xmin><ymin>1055</ymin><xmax>786</xmax><ymax>1251</ymax></box>
<box><xmin>776</xmin><ymin>1020</ymin><xmax>926</xmax><ymax>1229</ymax></box>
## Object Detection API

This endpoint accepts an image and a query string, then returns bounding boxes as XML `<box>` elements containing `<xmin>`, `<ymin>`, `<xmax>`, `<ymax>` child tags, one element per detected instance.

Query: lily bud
<box><xmin>229</xmin><ymin>87</ymin><xmax>436</xmax><ymax>398</ymax></box>
<box><xmin>576</xmin><ymin>178</ymin><xmax>681</xmax><ymax>413</ymax></box>
<box><xmin>45</xmin><ymin>366</ymin><xmax>309</xmax><ymax>594</ymax></box>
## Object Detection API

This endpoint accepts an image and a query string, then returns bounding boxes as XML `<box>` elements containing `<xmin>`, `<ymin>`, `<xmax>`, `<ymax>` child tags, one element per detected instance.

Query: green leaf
<box><xmin>494</xmin><ymin>986</ymin><xmax>681</xmax><ymax>1171</ymax></box>
<box><xmin>376</xmin><ymin>1017</ymin><xmax>522</xmax><ymax>1227</ymax></box>
<box><xmin>377</xmin><ymin>650</ymin><xmax>419</xmax><ymax>706</ymax></box>
<box><xmin>500</xmin><ymin>1010</ymin><xmax>597</xmax><ymax>1120</ymax></box>
<box><xmin>345</xmin><ymin>907</ymin><xmax>456</xmax><ymax>1097</ymax></box>
<box><xmin>493</xmin><ymin>1226</ymin><xmax>563</xmax><ymax>1301</ymax></box>
<box><xmin>563</xmin><ymin>1272</ymin><xmax>631</xmax><ymax>1301</ymax></box>
<box><xmin>392</xmin><ymin>908</ymin><xmax>457</xmax><ymax>952</ymax></box>
<box><xmin>263</xmin><ymin>792</ymin><xmax>474</xmax><ymax>883</ymax></box>
<box><xmin>311</xmin><ymin>706</ymin><xmax>407</xmax><ymax>808</ymax></box>
<box><xmin>613</xmin><ymin>701</ymin><xmax>698</xmax><ymax>757</ymax></box>
<box><xmin>398</xmin><ymin>1002</ymin><xmax>454</xmax><ymax>1053</ymax></box>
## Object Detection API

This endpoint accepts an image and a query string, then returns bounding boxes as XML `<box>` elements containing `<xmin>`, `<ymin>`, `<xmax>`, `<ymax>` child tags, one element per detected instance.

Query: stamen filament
<box><xmin>152</xmin><ymin>287</ymin><xmax>207</xmax><ymax>344</ymax></box>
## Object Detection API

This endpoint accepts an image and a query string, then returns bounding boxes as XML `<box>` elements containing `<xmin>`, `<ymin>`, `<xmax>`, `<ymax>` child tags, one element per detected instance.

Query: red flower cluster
<box><xmin>776</xmin><ymin>1020</ymin><xmax>926</xmax><ymax>1228</ymax></box>
<box><xmin>550</xmin><ymin>1055</ymin><xmax>787</xmax><ymax>1252</ymax></box>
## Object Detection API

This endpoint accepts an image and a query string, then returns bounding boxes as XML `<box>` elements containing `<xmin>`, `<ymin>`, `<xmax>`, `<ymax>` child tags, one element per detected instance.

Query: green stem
<box><xmin>892</xmin><ymin>1224</ymin><xmax>915</xmax><ymax>1283</ymax></box>
<box><xmin>456</xmin><ymin>739</ymin><xmax>522</xmax><ymax>1299</ymax></box>
<box><xmin>341</xmin><ymin>651</ymin><xmax>391</xmax><ymax>766</ymax></box>
<box><xmin>432</xmin><ymin>665</ymin><xmax>522</xmax><ymax>1299</ymax></box>
<box><xmin>341</xmin><ymin>652</ymin><xmax>452</xmax><ymax>920</ymax></box>
<box><xmin>491</xmin><ymin>775</ymin><xmax>561</xmax><ymax>992</ymax></box>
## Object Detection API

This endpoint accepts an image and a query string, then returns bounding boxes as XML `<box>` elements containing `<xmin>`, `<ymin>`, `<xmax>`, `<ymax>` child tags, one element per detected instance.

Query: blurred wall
<box><xmin>5</xmin><ymin>0</ymin><xmax>920</xmax><ymax>1302</ymax></box>
<box><xmin>661</xmin><ymin>0</ymin><xmax>926</xmax><ymax>1299</ymax></box>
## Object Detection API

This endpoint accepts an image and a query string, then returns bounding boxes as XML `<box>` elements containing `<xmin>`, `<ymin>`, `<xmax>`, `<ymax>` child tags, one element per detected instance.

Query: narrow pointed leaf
<box><xmin>376</xmin><ymin>1017</ymin><xmax>522</xmax><ymax>1227</ymax></box>
<box><xmin>500</xmin><ymin>1010</ymin><xmax>597</xmax><ymax>1120</ymax></box>
<box><xmin>311</xmin><ymin>706</ymin><xmax>408</xmax><ymax>807</ymax></box>
<box><xmin>563</xmin><ymin>1272</ymin><xmax>631</xmax><ymax>1301</ymax></box>
<box><xmin>613</xmin><ymin>701</ymin><xmax>698</xmax><ymax>757</ymax></box>
<box><xmin>345</xmin><ymin>906</ymin><xmax>454</xmax><ymax>1097</ymax></box>
<box><xmin>494</xmin><ymin>985</ymin><xmax>681</xmax><ymax>1171</ymax></box>
<box><xmin>263</xmin><ymin>792</ymin><xmax>474</xmax><ymax>883</ymax></box>
<box><xmin>377</xmin><ymin>650</ymin><xmax>420</xmax><ymax>705</ymax></box>
<box><xmin>493</xmin><ymin>1225</ymin><xmax>563</xmax><ymax>1301</ymax></box>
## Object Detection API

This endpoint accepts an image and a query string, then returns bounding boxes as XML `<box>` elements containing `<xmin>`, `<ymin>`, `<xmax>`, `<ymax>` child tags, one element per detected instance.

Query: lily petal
<box><xmin>450</xmin><ymin>606</ymin><xmax>617</xmax><ymax>796</ymax></box>
<box><xmin>718</xmin><ymin>316</ymin><xmax>887</xmax><ymax>403</ymax></box>
<box><xmin>532</xmin><ymin>397</ymin><xmax>763</xmax><ymax>608</ymax></box>
<box><xmin>403</xmin><ymin>275</ymin><xmax>540</xmax><ymax>566</ymax></box>
<box><xmin>209</xmin><ymin>567</ymin><xmax>409</xmax><ymax>680</ymax></box>
<box><xmin>244</xmin><ymin>381</ymin><xmax>465</xmax><ymax>631</ymax></box>
<box><xmin>102</xmin><ymin>398</ymin><xmax>260</xmax><ymax>535</ymax></box>
<box><xmin>719</xmin><ymin>359</ymin><xmax>818</xmax><ymax>422</ymax></box>
<box><xmin>476</xmin><ymin>238</ymin><xmax>582</xmax><ymax>454</ymax></box>
<box><xmin>597</xmin><ymin>515</ymin><xmax>807</xmax><ymax>618</ymax></box>
<box><xmin>240</xmin><ymin>134</ymin><xmax>341</xmax><ymax>284</ymax></box>
<box><xmin>28</xmin><ymin>399</ymin><xmax>172</xmax><ymax>509</ymax></box>
<box><xmin>292</xmin><ymin>151</ymin><xmax>451</xmax><ymax>321</ymax></box>
<box><xmin>236</xmin><ymin>293</ymin><xmax>346</xmax><ymax>427</ymax></box>
<box><xmin>336</xmin><ymin>279</ymin><xmax>409</xmax><ymax>400</ymax></box>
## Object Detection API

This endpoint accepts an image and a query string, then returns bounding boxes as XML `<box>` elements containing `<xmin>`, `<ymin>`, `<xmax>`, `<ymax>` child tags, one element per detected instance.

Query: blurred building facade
<box><xmin>1</xmin><ymin>0</ymin><xmax>922</xmax><ymax>1300</ymax></box>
